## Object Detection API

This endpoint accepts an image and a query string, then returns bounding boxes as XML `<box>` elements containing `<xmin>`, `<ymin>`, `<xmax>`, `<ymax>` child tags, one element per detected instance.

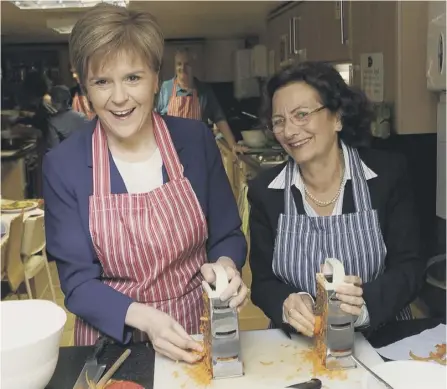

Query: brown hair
<box><xmin>69</xmin><ymin>3</ymin><xmax>164</xmax><ymax>88</ymax></box>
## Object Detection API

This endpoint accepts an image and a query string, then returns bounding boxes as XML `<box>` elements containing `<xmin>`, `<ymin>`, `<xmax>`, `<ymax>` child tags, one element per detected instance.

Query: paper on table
<box><xmin>375</xmin><ymin>324</ymin><xmax>446</xmax><ymax>361</ymax></box>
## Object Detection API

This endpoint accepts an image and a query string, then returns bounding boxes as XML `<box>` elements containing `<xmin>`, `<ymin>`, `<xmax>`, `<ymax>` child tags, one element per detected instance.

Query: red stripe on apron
<box><xmin>167</xmin><ymin>79</ymin><xmax>202</xmax><ymax>121</ymax></box>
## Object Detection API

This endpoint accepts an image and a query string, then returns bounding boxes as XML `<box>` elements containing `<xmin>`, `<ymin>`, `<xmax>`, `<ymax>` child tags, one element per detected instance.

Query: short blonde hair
<box><xmin>175</xmin><ymin>47</ymin><xmax>191</xmax><ymax>57</ymax></box>
<box><xmin>69</xmin><ymin>3</ymin><xmax>164</xmax><ymax>88</ymax></box>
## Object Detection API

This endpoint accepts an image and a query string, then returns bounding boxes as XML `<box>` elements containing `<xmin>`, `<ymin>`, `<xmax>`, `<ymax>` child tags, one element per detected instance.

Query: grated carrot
<box><xmin>410</xmin><ymin>343</ymin><xmax>447</xmax><ymax>365</ymax></box>
<box><xmin>298</xmin><ymin>348</ymin><xmax>347</xmax><ymax>380</ymax></box>
<box><xmin>183</xmin><ymin>291</ymin><xmax>213</xmax><ymax>387</ymax></box>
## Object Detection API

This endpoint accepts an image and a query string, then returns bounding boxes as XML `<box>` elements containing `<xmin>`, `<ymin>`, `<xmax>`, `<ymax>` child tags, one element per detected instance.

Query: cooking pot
<box><xmin>241</xmin><ymin>129</ymin><xmax>268</xmax><ymax>148</ymax></box>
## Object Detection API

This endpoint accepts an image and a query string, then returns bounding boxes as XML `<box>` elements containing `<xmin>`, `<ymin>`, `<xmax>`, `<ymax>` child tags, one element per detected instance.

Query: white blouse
<box><xmin>113</xmin><ymin>148</ymin><xmax>163</xmax><ymax>194</ymax></box>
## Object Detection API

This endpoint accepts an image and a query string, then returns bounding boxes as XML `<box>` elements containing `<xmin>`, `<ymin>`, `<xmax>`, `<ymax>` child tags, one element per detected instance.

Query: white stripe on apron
<box><xmin>272</xmin><ymin>145</ymin><xmax>412</xmax><ymax>324</ymax></box>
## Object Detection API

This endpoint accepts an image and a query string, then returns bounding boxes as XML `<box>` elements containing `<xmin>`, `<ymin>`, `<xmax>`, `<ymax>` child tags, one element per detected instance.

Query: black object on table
<box><xmin>46</xmin><ymin>342</ymin><xmax>155</xmax><ymax>389</ymax></box>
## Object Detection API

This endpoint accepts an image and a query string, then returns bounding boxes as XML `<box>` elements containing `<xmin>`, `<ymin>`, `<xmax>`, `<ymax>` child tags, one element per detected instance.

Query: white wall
<box><xmin>204</xmin><ymin>39</ymin><xmax>245</xmax><ymax>82</ymax></box>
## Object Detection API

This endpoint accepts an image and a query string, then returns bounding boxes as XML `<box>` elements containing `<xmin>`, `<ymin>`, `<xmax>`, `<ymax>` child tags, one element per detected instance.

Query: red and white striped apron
<box><xmin>72</xmin><ymin>93</ymin><xmax>96</xmax><ymax>120</ymax></box>
<box><xmin>167</xmin><ymin>79</ymin><xmax>202</xmax><ymax>120</ymax></box>
<box><xmin>75</xmin><ymin>112</ymin><xmax>208</xmax><ymax>345</ymax></box>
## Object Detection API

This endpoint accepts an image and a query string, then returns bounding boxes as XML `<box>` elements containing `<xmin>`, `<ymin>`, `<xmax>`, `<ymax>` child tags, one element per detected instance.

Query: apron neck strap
<box><xmin>152</xmin><ymin>112</ymin><xmax>184</xmax><ymax>181</ymax></box>
<box><xmin>284</xmin><ymin>160</ymin><xmax>296</xmax><ymax>215</ymax></box>
<box><xmin>282</xmin><ymin>145</ymin><xmax>372</xmax><ymax>215</ymax></box>
<box><xmin>92</xmin><ymin>121</ymin><xmax>111</xmax><ymax>196</ymax></box>
<box><xmin>92</xmin><ymin>112</ymin><xmax>185</xmax><ymax>196</ymax></box>
<box><xmin>173</xmin><ymin>78</ymin><xmax>196</xmax><ymax>96</ymax></box>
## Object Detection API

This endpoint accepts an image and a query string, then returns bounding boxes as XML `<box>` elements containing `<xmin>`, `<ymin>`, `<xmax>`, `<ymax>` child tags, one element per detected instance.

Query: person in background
<box><xmin>248</xmin><ymin>61</ymin><xmax>424</xmax><ymax>337</ymax></box>
<box><xmin>43</xmin><ymin>3</ymin><xmax>248</xmax><ymax>362</ymax></box>
<box><xmin>46</xmin><ymin>85</ymin><xmax>88</xmax><ymax>151</ymax></box>
<box><xmin>70</xmin><ymin>67</ymin><xmax>96</xmax><ymax>120</ymax></box>
<box><xmin>19</xmin><ymin>70</ymin><xmax>55</xmax><ymax>115</ymax></box>
<box><xmin>156</xmin><ymin>47</ymin><xmax>246</xmax><ymax>155</ymax></box>
<box><xmin>16</xmin><ymin>71</ymin><xmax>56</xmax><ymax>144</ymax></box>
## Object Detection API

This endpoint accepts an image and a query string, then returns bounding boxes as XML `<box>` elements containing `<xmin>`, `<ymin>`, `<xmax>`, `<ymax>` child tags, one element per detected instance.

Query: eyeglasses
<box><xmin>269</xmin><ymin>106</ymin><xmax>326</xmax><ymax>133</ymax></box>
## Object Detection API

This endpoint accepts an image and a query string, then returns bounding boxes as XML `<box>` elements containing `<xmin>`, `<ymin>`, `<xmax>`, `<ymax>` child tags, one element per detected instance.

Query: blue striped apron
<box><xmin>272</xmin><ymin>146</ymin><xmax>412</xmax><ymax>323</ymax></box>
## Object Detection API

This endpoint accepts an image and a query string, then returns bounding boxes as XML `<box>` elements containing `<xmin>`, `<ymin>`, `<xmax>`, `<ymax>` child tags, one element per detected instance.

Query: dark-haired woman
<box><xmin>248</xmin><ymin>61</ymin><xmax>424</xmax><ymax>337</ymax></box>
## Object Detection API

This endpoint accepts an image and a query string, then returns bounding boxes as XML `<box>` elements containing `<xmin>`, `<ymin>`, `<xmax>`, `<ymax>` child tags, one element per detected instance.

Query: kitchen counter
<box><xmin>47</xmin><ymin>319</ymin><xmax>443</xmax><ymax>389</ymax></box>
<box><xmin>217</xmin><ymin>137</ymin><xmax>287</xmax><ymax>175</ymax></box>
<box><xmin>1</xmin><ymin>141</ymin><xmax>39</xmax><ymax>200</ymax></box>
<box><xmin>1</xmin><ymin>141</ymin><xmax>37</xmax><ymax>161</ymax></box>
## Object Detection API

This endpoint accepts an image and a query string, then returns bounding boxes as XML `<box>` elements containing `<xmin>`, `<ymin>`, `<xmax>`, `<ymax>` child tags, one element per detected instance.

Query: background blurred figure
<box><xmin>17</xmin><ymin>70</ymin><xmax>56</xmax><ymax>142</ymax></box>
<box><xmin>70</xmin><ymin>67</ymin><xmax>95</xmax><ymax>120</ymax></box>
<box><xmin>157</xmin><ymin>47</ymin><xmax>246</xmax><ymax>155</ymax></box>
<box><xmin>46</xmin><ymin>85</ymin><xmax>88</xmax><ymax>151</ymax></box>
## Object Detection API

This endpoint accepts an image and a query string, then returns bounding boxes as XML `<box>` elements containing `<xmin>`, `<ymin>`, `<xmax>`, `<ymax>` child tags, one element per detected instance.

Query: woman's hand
<box><xmin>200</xmin><ymin>257</ymin><xmax>249</xmax><ymax>311</ymax></box>
<box><xmin>335</xmin><ymin>275</ymin><xmax>365</xmax><ymax>317</ymax></box>
<box><xmin>125</xmin><ymin>303</ymin><xmax>202</xmax><ymax>363</ymax></box>
<box><xmin>283</xmin><ymin>293</ymin><xmax>315</xmax><ymax>337</ymax></box>
<box><xmin>232</xmin><ymin>143</ymin><xmax>249</xmax><ymax>156</ymax></box>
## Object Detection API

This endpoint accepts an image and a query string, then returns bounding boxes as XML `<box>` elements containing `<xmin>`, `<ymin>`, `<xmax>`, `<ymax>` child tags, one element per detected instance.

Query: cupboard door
<box><xmin>267</xmin><ymin>11</ymin><xmax>290</xmax><ymax>72</ymax></box>
<box><xmin>289</xmin><ymin>1</ymin><xmax>322</xmax><ymax>62</ymax></box>
<box><xmin>317</xmin><ymin>1</ymin><xmax>352</xmax><ymax>62</ymax></box>
<box><xmin>267</xmin><ymin>3</ymin><xmax>304</xmax><ymax>71</ymax></box>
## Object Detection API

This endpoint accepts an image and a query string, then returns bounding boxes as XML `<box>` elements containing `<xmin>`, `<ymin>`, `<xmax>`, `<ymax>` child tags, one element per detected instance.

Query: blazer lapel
<box><xmin>109</xmin><ymin>151</ymin><xmax>128</xmax><ymax>194</ymax></box>
<box><xmin>342</xmin><ymin>180</ymin><xmax>356</xmax><ymax>214</ymax></box>
<box><xmin>290</xmin><ymin>181</ymin><xmax>356</xmax><ymax>215</ymax></box>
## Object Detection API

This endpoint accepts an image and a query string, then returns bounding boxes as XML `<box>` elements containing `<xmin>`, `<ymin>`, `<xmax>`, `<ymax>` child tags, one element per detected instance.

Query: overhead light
<box><xmin>46</xmin><ymin>18</ymin><xmax>77</xmax><ymax>34</ymax></box>
<box><xmin>10</xmin><ymin>0</ymin><xmax>129</xmax><ymax>10</ymax></box>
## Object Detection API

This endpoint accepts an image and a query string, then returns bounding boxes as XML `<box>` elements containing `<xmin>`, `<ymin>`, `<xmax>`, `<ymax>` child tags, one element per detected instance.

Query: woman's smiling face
<box><xmin>272</xmin><ymin>81</ymin><xmax>341</xmax><ymax>165</ymax></box>
<box><xmin>85</xmin><ymin>50</ymin><xmax>158</xmax><ymax>141</ymax></box>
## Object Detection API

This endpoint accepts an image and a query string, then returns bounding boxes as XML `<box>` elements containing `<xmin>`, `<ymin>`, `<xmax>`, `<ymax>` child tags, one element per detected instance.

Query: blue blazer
<box><xmin>43</xmin><ymin>115</ymin><xmax>247</xmax><ymax>343</ymax></box>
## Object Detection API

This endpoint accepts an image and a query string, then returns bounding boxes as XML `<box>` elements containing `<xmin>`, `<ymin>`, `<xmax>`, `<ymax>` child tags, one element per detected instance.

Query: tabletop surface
<box><xmin>47</xmin><ymin>318</ymin><xmax>444</xmax><ymax>389</ymax></box>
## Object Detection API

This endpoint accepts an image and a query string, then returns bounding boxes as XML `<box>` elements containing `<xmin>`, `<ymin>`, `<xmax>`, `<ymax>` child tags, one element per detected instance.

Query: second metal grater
<box><xmin>208</xmin><ymin>295</ymin><xmax>244</xmax><ymax>379</ymax></box>
<box><xmin>202</xmin><ymin>264</ymin><xmax>244</xmax><ymax>379</ymax></box>
<box><xmin>314</xmin><ymin>258</ymin><xmax>356</xmax><ymax>370</ymax></box>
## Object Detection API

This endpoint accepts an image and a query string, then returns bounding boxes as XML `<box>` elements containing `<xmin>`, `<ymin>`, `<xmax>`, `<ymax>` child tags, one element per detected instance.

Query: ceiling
<box><xmin>1</xmin><ymin>1</ymin><xmax>281</xmax><ymax>44</ymax></box>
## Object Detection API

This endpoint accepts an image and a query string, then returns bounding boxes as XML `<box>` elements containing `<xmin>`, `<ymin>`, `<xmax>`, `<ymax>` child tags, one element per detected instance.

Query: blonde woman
<box><xmin>43</xmin><ymin>4</ymin><xmax>248</xmax><ymax>363</ymax></box>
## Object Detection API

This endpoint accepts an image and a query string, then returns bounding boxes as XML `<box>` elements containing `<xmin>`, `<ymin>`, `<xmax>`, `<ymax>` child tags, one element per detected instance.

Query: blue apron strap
<box><xmin>284</xmin><ymin>160</ymin><xmax>297</xmax><ymax>215</ymax></box>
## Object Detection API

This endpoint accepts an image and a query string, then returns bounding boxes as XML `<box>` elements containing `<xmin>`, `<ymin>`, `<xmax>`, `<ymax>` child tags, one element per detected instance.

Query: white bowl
<box><xmin>241</xmin><ymin>129</ymin><xmax>268</xmax><ymax>148</ymax></box>
<box><xmin>1</xmin><ymin>300</ymin><xmax>67</xmax><ymax>389</ymax></box>
<box><xmin>362</xmin><ymin>360</ymin><xmax>447</xmax><ymax>389</ymax></box>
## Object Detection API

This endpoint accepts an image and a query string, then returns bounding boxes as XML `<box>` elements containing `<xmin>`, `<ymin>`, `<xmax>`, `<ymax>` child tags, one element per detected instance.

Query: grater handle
<box><xmin>202</xmin><ymin>264</ymin><xmax>229</xmax><ymax>298</ymax></box>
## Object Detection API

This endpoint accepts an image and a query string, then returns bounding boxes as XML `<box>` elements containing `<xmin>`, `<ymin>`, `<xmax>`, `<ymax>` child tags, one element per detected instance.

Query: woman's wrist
<box><xmin>216</xmin><ymin>256</ymin><xmax>237</xmax><ymax>270</ymax></box>
<box><xmin>125</xmin><ymin>302</ymin><xmax>152</xmax><ymax>332</ymax></box>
